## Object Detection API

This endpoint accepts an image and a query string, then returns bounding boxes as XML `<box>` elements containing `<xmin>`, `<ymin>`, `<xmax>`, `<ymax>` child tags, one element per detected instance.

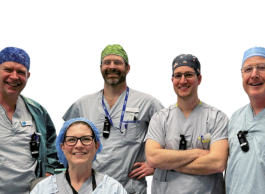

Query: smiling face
<box><xmin>0</xmin><ymin>61</ymin><xmax>30</xmax><ymax>99</ymax></box>
<box><xmin>100</xmin><ymin>55</ymin><xmax>130</xmax><ymax>85</ymax></box>
<box><xmin>242</xmin><ymin>56</ymin><xmax>265</xmax><ymax>101</ymax></box>
<box><xmin>171</xmin><ymin>66</ymin><xmax>201</xmax><ymax>100</ymax></box>
<box><xmin>61</xmin><ymin>123</ymin><xmax>99</xmax><ymax>168</ymax></box>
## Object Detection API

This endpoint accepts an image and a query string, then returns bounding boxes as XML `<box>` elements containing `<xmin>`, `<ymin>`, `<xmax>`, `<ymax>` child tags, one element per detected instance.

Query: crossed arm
<box><xmin>145</xmin><ymin>138</ymin><xmax>228</xmax><ymax>175</ymax></box>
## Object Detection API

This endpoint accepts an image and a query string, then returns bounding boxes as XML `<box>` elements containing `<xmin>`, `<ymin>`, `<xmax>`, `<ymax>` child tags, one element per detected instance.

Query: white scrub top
<box><xmin>30</xmin><ymin>172</ymin><xmax>127</xmax><ymax>194</ymax></box>
<box><xmin>63</xmin><ymin>88</ymin><xmax>164</xmax><ymax>194</ymax></box>
<box><xmin>0</xmin><ymin>96</ymin><xmax>37</xmax><ymax>194</ymax></box>
<box><xmin>145</xmin><ymin>102</ymin><xmax>228</xmax><ymax>194</ymax></box>
<box><xmin>226</xmin><ymin>104</ymin><xmax>265</xmax><ymax>194</ymax></box>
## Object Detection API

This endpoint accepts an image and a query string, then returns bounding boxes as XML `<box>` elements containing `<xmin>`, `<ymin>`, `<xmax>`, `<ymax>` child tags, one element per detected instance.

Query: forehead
<box><xmin>243</xmin><ymin>56</ymin><xmax>265</xmax><ymax>67</ymax></box>
<box><xmin>173</xmin><ymin>66</ymin><xmax>194</xmax><ymax>74</ymax></box>
<box><xmin>0</xmin><ymin>61</ymin><xmax>27</xmax><ymax>71</ymax></box>
<box><xmin>66</xmin><ymin>124</ymin><xmax>93</xmax><ymax>136</ymax></box>
<box><xmin>102</xmin><ymin>55</ymin><xmax>124</xmax><ymax>62</ymax></box>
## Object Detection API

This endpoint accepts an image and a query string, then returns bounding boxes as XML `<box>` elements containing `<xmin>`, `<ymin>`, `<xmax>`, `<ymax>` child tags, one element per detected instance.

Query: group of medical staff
<box><xmin>0</xmin><ymin>44</ymin><xmax>264</xmax><ymax>194</ymax></box>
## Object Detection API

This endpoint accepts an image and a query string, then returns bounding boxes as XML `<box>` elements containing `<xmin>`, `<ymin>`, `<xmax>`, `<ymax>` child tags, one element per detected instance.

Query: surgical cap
<box><xmin>172</xmin><ymin>54</ymin><xmax>201</xmax><ymax>76</ymax></box>
<box><xmin>242</xmin><ymin>47</ymin><xmax>265</xmax><ymax>66</ymax></box>
<box><xmin>0</xmin><ymin>47</ymin><xmax>30</xmax><ymax>71</ymax></box>
<box><xmin>56</xmin><ymin>118</ymin><xmax>103</xmax><ymax>168</ymax></box>
<box><xmin>101</xmin><ymin>44</ymin><xmax>129</xmax><ymax>63</ymax></box>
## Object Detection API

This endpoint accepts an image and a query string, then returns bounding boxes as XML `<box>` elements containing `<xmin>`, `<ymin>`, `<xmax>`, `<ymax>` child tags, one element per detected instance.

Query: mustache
<box><xmin>105</xmin><ymin>69</ymin><xmax>121</xmax><ymax>74</ymax></box>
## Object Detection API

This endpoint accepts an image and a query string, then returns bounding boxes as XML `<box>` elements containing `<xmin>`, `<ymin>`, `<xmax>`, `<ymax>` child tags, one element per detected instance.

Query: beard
<box><xmin>101</xmin><ymin>68</ymin><xmax>127</xmax><ymax>85</ymax></box>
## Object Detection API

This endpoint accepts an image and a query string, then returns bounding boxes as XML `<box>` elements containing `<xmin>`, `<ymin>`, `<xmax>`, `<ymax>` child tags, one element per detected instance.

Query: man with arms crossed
<box><xmin>145</xmin><ymin>54</ymin><xmax>229</xmax><ymax>194</ymax></box>
<box><xmin>0</xmin><ymin>47</ymin><xmax>59</xmax><ymax>194</ymax></box>
<box><xmin>226</xmin><ymin>47</ymin><xmax>265</xmax><ymax>194</ymax></box>
<box><xmin>63</xmin><ymin>44</ymin><xmax>164</xmax><ymax>194</ymax></box>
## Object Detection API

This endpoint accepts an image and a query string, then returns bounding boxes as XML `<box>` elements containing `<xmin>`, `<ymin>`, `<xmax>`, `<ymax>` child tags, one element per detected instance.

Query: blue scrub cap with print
<box><xmin>242</xmin><ymin>47</ymin><xmax>265</xmax><ymax>66</ymax></box>
<box><xmin>0</xmin><ymin>47</ymin><xmax>30</xmax><ymax>70</ymax></box>
<box><xmin>56</xmin><ymin>118</ymin><xmax>103</xmax><ymax>168</ymax></box>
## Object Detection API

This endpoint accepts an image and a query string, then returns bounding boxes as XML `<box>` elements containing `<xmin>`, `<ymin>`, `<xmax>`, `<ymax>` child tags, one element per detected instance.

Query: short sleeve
<box><xmin>145</xmin><ymin>112</ymin><xmax>166</xmax><ymax>148</ymax></box>
<box><xmin>148</xmin><ymin>98</ymin><xmax>164</xmax><ymax>120</ymax></box>
<box><xmin>62</xmin><ymin>103</ymin><xmax>80</xmax><ymax>121</ymax></box>
<box><xmin>210</xmin><ymin>111</ymin><xmax>229</xmax><ymax>145</ymax></box>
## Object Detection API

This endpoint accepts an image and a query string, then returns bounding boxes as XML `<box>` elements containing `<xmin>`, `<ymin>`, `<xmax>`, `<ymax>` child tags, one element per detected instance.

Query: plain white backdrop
<box><xmin>1</xmin><ymin>1</ymin><xmax>265</xmax><ymax>193</ymax></box>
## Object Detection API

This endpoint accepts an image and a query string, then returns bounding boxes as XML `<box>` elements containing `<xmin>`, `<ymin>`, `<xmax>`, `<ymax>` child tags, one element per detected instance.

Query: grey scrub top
<box><xmin>226</xmin><ymin>104</ymin><xmax>265</xmax><ymax>194</ymax></box>
<box><xmin>145</xmin><ymin>102</ymin><xmax>228</xmax><ymax>194</ymax></box>
<box><xmin>0</xmin><ymin>96</ymin><xmax>37</xmax><ymax>194</ymax></box>
<box><xmin>63</xmin><ymin>88</ymin><xmax>164</xmax><ymax>194</ymax></box>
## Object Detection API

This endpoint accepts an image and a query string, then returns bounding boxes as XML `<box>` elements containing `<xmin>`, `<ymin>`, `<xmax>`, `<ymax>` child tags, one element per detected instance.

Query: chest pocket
<box><xmin>122</xmin><ymin>111</ymin><xmax>140</xmax><ymax>143</ymax></box>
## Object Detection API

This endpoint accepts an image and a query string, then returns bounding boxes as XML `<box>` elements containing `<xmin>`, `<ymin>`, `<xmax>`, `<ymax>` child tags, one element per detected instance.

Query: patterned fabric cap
<box><xmin>0</xmin><ymin>47</ymin><xmax>30</xmax><ymax>70</ymax></box>
<box><xmin>56</xmin><ymin>118</ymin><xmax>103</xmax><ymax>168</ymax></box>
<box><xmin>101</xmin><ymin>44</ymin><xmax>129</xmax><ymax>63</ymax></box>
<box><xmin>242</xmin><ymin>47</ymin><xmax>265</xmax><ymax>66</ymax></box>
<box><xmin>172</xmin><ymin>54</ymin><xmax>201</xmax><ymax>76</ymax></box>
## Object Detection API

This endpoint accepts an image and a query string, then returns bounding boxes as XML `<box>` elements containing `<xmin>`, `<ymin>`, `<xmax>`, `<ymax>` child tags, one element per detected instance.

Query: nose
<box><xmin>179</xmin><ymin>74</ymin><xmax>187</xmax><ymax>83</ymax></box>
<box><xmin>251</xmin><ymin>67</ymin><xmax>259</xmax><ymax>78</ymax></box>
<box><xmin>109</xmin><ymin>61</ymin><xmax>116</xmax><ymax>69</ymax></box>
<box><xmin>10</xmin><ymin>71</ymin><xmax>19</xmax><ymax>79</ymax></box>
<box><xmin>75</xmin><ymin>139</ymin><xmax>83</xmax><ymax>147</ymax></box>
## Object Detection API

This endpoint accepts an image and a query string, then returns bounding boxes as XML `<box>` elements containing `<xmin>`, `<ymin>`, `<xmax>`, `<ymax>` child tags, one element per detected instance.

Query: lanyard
<box><xmin>101</xmin><ymin>87</ymin><xmax>129</xmax><ymax>133</ymax></box>
<box><xmin>65</xmin><ymin>168</ymin><xmax>97</xmax><ymax>193</ymax></box>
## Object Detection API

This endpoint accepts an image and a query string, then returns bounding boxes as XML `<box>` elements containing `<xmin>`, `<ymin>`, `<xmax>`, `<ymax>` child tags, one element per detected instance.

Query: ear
<box><xmin>95</xmin><ymin>142</ymin><xmax>100</xmax><ymax>152</ymax></box>
<box><xmin>198</xmin><ymin>75</ymin><xmax>202</xmax><ymax>85</ymax></box>
<box><xmin>61</xmin><ymin>143</ymin><xmax>65</xmax><ymax>152</ymax></box>
<box><xmin>27</xmin><ymin>71</ymin><xmax>30</xmax><ymax>79</ymax></box>
<box><xmin>171</xmin><ymin>77</ymin><xmax>174</xmax><ymax>83</ymax></box>
<box><xmin>126</xmin><ymin>64</ymin><xmax>130</xmax><ymax>74</ymax></box>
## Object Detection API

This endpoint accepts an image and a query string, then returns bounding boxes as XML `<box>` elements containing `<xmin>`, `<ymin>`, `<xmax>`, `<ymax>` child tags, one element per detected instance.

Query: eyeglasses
<box><xmin>173</xmin><ymin>72</ymin><xmax>197</xmax><ymax>80</ymax></box>
<box><xmin>241</xmin><ymin>64</ymin><xmax>265</xmax><ymax>74</ymax></box>
<box><xmin>64</xmin><ymin>135</ymin><xmax>95</xmax><ymax>146</ymax></box>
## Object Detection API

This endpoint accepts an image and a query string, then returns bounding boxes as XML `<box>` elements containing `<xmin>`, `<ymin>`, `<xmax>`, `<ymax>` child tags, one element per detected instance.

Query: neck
<box><xmin>68</xmin><ymin>164</ymin><xmax>92</xmax><ymax>185</ymax></box>
<box><xmin>103</xmin><ymin>81</ymin><xmax>127</xmax><ymax>108</ymax></box>
<box><xmin>0</xmin><ymin>93</ymin><xmax>18</xmax><ymax>119</ymax></box>
<box><xmin>250</xmin><ymin>97</ymin><xmax>265</xmax><ymax>115</ymax></box>
<box><xmin>177</xmin><ymin>95</ymin><xmax>200</xmax><ymax>118</ymax></box>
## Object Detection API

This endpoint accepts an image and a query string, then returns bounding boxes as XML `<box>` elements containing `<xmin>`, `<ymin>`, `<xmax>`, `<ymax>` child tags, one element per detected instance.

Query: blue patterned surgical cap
<box><xmin>242</xmin><ymin>47</ymin><xmax>265</xmax><ymax>66</ymax></box>
<box><xmin>0</xmin><ymin>47</ymin><xmax>30</xmax><ymax>71</ymax></box>
<box><xmin>56</xmin><ymin>118</ymin><xmax>103</xmax><ymax>168</ymax></box>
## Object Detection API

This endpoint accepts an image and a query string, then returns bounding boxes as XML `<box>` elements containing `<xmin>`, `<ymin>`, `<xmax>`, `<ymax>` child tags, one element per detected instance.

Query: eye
<box><xmin>114</xmin><ymin>60</ymin><xmax>123</xmax><ymax>65</ymax></box>
<box><xmin>81</xmin><ymin>136</ymin><xmax>93</xmax><ymax>143</ymax></box>
<box><xmin>185</xmin><ymin>73</ymin><xmax>194</xmax><ymax>78</ymax></box>
<box><xmin>18</xmin><ymin>71</ymin><xmax>26</xmax><ymax>75</ymax></box>
<box><xmin>4</xmin><ymin>68</ymin><xmax>12</xmax><ymax>73</ymax></box>
<box><xmin>258</xmin><ymin>64</ymin><xmax>265</xmax><ymax>71</ymax></box>
<box><xmin>66</xmin><ymin>137</ymin><xmax>77</xmax><ymax>143</ymax></box>
<box><xmin>243</xmin><ymin>66</ymin><xmax>252</xmax><ymax>73</ymax></box>
<box><xmin>103</xmin><ymin>60</ymin><xmax>111</xmax><ymax>65</ymax></box>
<box><xmin>174</xmin><ymin>74</ymin><xmax>182</xmax><ymax>79</ymax></box>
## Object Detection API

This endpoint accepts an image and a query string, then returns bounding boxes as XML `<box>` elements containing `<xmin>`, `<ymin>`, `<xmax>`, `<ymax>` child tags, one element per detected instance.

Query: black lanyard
<box><xmin>65</xmin><ymin>168</ymin><xmax>97</xmax><ymax>193</ymax></box>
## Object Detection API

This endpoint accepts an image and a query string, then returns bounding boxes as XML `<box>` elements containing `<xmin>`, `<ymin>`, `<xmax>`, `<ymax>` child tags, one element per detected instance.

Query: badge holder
<box><xmin>237</xmin><ymin>131</ymin><xmax>249</xmax><ymax>152</ymax></box>
<box><xmin>29</xmin><ymin>132</ymin><xmax>40</xmax><ymax>159</ymax></box>
<box><xmin>179</xmin><ymin>135</ymin><xmax>187</xmax><ymax>150</ymax></box>
<box><xmin>103</xmin><ymin>117</ymin><xmax>111</xmax><ymax>138</ymax></box>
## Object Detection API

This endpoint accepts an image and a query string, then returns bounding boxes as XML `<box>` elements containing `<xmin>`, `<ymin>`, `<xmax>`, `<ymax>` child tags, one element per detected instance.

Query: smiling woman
<box><xmin>30</xmin><ymin>118</ymin><xmax>127</xmax><ymax>194</ymax></box>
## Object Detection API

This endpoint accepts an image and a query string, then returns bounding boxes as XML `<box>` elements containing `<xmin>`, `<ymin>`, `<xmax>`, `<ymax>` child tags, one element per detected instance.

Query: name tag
<box><xmin>21</xmin><ymin>121</ymin><xmax>33</xmax><ymax>126</ymax></box>
<box><xmin>126</xmin><ymin>108</ymin><xmax>139</xmax><ymax>113</ymax></box>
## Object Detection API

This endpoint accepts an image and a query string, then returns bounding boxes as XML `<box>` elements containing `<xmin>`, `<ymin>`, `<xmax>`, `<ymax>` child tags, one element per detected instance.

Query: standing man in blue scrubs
<box><xmin>63</xmin><ymin>44</ymin><xmax>164</xmax><ymax>194</ymax></box>
<box><xmin>226</xmin><ymin>47</ymin><xmax>265</xmax><ymax>194</ymax></box>
<box><xmin>0</xmin><ymin>47</ymin><xmax>59</xmax><ymax>194</ymax></box>
<box><xmin>145</xmin><ymin>54</ymin><xmax>229</xmax><ymax>194</ymax></box>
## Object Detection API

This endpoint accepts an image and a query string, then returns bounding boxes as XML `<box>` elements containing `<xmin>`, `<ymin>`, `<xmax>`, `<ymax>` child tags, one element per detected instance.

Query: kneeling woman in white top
<box><xmin>30</xmin><ymin>117</ymin><xmax>127</xmax><ymax>194</ymax></box>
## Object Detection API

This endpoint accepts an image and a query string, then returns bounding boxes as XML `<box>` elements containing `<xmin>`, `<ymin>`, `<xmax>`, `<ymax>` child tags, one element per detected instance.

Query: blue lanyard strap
<box><xmin>102</xmin><ymin>87</ymin><xmax>129</xmax><ymax>133</ymax></box>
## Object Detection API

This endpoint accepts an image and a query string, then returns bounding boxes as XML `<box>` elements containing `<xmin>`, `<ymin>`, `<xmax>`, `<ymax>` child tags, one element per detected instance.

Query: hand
<box><xmin>45</xmin><ymin>172</ymin><xmax>53</xmax><ymax>177</ymax></box>
<box><xmin>128</xmin><ymin>162</ymin><xmax>155</xmax><ymax>180</ymax></box>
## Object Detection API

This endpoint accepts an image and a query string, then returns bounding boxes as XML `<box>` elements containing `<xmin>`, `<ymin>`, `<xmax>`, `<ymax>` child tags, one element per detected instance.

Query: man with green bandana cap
<box><xmin>63</xmin><ymin>44</ymin><xmax>164</xmax><ymax>194</ymax></box>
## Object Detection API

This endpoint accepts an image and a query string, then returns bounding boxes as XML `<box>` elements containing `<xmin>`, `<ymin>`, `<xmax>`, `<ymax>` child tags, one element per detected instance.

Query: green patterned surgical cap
<box><xmin>101</xmin><ymin>44</ymin><xmax>129</xmax><ymax>63</ymax></box>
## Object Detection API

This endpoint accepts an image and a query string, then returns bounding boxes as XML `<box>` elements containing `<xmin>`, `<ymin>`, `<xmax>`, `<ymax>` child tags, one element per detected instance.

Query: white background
<box><xmin>1</xmin><ymin>1</ymin><xmax>265</xmax><ymax>193</ymax></box>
